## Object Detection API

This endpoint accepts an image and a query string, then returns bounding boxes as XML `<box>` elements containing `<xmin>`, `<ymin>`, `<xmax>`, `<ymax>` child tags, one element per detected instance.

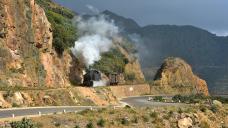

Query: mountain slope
<box><xmin>102</xmin><ymin>10</ymin><xmax>140</xmax><ymax>32</ymax></box>
<box><xmin>101</xmin><ymin>11</ymin><xmax>228</xmax><ymax>94</ymax></box>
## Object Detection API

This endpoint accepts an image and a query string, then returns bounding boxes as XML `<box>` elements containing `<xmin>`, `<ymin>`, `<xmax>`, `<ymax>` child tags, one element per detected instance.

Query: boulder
<box><xmin>178</xmin><ymin>117</ymin><xmax>193</xmax><ymax>128</ymax></box>
<box><xmin>212</xmin><ymin>100</ymin><xmax>222</xmax><ymax>107</ymax></box>
<box><xmin>12</xmin><ymin>92</ymin><xmax>24</xmax><ymax>105</ymax></box>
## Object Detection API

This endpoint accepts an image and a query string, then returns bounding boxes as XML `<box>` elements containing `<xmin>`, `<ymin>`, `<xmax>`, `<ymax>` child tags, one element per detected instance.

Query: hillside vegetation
<box><xmin>36</xmin><ymin>0</ymin><xmax>78</xmax><ymax>55</ymax></box>
<box><xmin>92</xmin><ymin>48</ymin><xmax>128</xmax><ymax>75</ymax></box>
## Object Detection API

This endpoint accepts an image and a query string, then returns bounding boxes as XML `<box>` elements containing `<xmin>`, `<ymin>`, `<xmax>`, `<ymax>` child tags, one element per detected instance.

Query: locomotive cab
<box><xmin>83</xmin><ymin>69</ymin><xmax>101</xmax><ymax>87</ymax></box>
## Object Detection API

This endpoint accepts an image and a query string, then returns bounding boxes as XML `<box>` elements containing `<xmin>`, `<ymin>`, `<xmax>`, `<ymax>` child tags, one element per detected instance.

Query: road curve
<box><xmin>0</xmin><ymin>96</ymin><xmax>185</xmax><ymax>119</ymax></box>
<box><xmin>121</xmin><ymin>96</ymin><xmax>185</xmax><ymax>107</ymax></box>
<box><xmin>0</xmin><ymin>106</ymin><xmax>104</xmax><ymax>119</ymax></box>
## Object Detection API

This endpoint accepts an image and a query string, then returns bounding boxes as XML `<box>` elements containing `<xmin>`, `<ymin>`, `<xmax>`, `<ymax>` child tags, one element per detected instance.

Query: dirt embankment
<box><xmin>0</xmin><ymin>84</ymin><xmax>150</xmax><ymax>108</ymax></box>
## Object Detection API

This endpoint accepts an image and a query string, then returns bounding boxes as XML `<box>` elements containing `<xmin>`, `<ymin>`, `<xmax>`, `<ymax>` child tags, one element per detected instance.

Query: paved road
<box><xmin>121</xmin><ymin>96</ymin><xmax>185</xmax><ymax>107</ymax></box>
<box><xmin>0</xmin><ymin>96</ymin><xmax>184</xmax><ymax>119</ymax></box>
<box><xmin>0</xmin><ymin>106</ymin><xmax>104</xmax><ymax>119</ymax></box>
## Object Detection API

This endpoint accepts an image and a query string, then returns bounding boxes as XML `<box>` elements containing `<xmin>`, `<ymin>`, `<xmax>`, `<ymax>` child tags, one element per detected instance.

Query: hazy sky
<box><xmin>53</xmin><ymin>0</ymin><xmax>228</xmax><ymax>36</ymax></box>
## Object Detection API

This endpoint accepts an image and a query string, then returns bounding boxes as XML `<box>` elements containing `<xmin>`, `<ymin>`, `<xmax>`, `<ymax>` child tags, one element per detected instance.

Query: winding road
<box><xmin>0</xmin><ymin>96</ymin><xmax>184</xmax><ymax>119</ymax></box>
<box><xmin>121</xmin><ymin>96</ymin><xmax>185</xmax><ymax>107</ymax></box>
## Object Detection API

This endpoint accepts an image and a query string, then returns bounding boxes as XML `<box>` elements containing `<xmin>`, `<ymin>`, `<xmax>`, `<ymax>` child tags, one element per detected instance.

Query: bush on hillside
<box><xmin>172</xmin><ymin>94</ymin><xmax>208</xmax><ymax>103</ymax></box>
<box><xmin>10</xmin><ymin>118</ymin><xmax>38</xmax><ymax>128</ymax></box>
<box><xmin>153</xmin><ymin>96</ymin><xmax>164</xmax><ymax>102</ymax></box>
<box><xmin>92</xmin><ymin>48</ymin><xmax>128</xmax><ymax>75</ymax></box>
<box><xmin>97</xmin><ymin>118</ymin><xmax>106</xmax><ymax>127</ymax></box>
<box><xmin>171</xmin><ymin>94</ymin><xmax>228</xmax><ymax>104</ymax></box>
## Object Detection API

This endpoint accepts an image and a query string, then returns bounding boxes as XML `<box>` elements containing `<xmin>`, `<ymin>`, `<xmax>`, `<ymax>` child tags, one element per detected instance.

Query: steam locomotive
<box><xmin>83</xmin><ymin>69</ymin><xmax>119</xmax><ymax>87</ymax></box>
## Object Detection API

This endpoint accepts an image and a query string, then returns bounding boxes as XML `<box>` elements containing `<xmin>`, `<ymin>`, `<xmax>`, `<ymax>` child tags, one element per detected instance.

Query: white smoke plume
<box><xmin>86</xmin><ymin>5</ymin><xmax>100</xmax><ymax>14</ymax></box>
<box><xmin>71</xmin><ymin>15</ymin><xmax>119</xmax><ymax>67</ymax></box>
<box><xmin>127</xmin><ymin>33</ymin><xmax>148</xmax><ymax>60</ymax></box>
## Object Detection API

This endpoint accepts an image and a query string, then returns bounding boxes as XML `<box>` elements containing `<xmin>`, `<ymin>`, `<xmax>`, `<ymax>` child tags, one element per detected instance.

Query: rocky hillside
<box><xmin>0</xmin><ymin>0</ymin><xmax>145</xmax><ymax>89</ymax></box>
<box><xmin>0</xmin><ymin>0</ymin><xmax>80</xmax><ymax>88</ymax></box>
<box><xmin>153</xmin><ymin>57</ymin><xmax>209</xmax><ymax>95</ymax></box>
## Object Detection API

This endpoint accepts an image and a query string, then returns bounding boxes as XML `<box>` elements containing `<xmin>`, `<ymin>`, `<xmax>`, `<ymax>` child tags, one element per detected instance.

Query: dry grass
<box><xmin>30</xmin><ymin>105</ymin><xmax>228</xmax><ymax>128</ymax></box>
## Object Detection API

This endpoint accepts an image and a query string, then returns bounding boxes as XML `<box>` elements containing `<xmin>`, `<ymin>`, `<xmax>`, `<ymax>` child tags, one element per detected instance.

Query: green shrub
<box><xmin>210</xmin><ymin>105</ymin><xmax>218</xmax><ymax>113</ymax></box>
<box><xmin>97</xmin><ymin>118</ymin><xmax>105</xmax><ymax>127</ymax></box>
<box><xmin>172</xmin><ymin>94</ymin><xmax>209</xmax><ymax>104</ymax></box>
<box><xmin>163</xmin><ymin>111</ymin><xmax>173</xmax><ymax>120</ymax></box>
<box><xmin>74</xmin><ymin>125</ymin><xmax>80</xmax><ymax>128</ymax></box>
<box><xmin>98</xmin><ymin>108</ymin><xmax>107</xmax><ymax>113</ymax></box>
<box><xmin>178</xmin><ymin>108</ymin><xmax>183</xmax><ymax>114</ymax></box>
<box><xmin>124</xmin><ymin>105</ymin><xmax>132</xmax><ymax>109</ymax></box>
<box><xmin>199</xmin><ymin>105</ymin><xmax>207</xmax><ymax>112</ymax></box>
<box><xmin>10</xmin><ymin>118</ymin><xmax>38</xmax><ymax>128</ymax></box>
<box><xmin>86</xmin><ymin>122</ymin><xmax>94</xmax><ymax>128</ymax></box>
<box><xmin>154</xmin><ymin>96</ymin><xmax>164</xmax><ymax>102</ymax></box>
<box><xmin>78</xmin><ymin>109</ymin><xmax>93</xmax><ymax>115</ymax></box>
<box><xmin>92</xmin><ymin>49</ymin><xmax>127</xmax><ymax>74</ymax></box>
<box><xmin>54</xmin><ymin>122</ymin><xmax>61</xmax><ymax>127</ymax></box>
<box><xmin>142</xmin><ymin>115</ymin><xmax>149</xmax><ymax>122</ymax></box>
<box><xmin>120</xmin><ymin>118</ymin><xmax>129</xmax><ymax>125</ymax></box>
<box><xmin>12</xmin><ymin>103</ymin><xmax>20</xmax><ymax>107</ymax></box>
<box><xmin>172</xmin><ymin>94</ymin><xmax>182</xmax><ymax>102</ymax></box>
<box><xmin>150</xmin><ymin>112</ymin><xmax>158</xmax><ymax>118</ymax></box>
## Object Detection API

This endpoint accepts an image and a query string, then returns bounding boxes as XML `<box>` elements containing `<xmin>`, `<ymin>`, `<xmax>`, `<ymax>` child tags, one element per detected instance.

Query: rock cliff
<box><xmin>153</xmin><ymin>57</ymin><xmax>209</xmax><ymax>95</ymax></box>
<box><xmin>0</xmin><ymin>0</ymin><xmax>78</xmax><ymax>88</ymax></box>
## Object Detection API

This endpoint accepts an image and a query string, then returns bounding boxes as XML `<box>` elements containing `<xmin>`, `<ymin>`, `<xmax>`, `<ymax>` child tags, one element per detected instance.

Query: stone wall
<box><xmin>109</xmin><ymin>84</ymin><xmax>150</xmax><ymax>98</ymax></box>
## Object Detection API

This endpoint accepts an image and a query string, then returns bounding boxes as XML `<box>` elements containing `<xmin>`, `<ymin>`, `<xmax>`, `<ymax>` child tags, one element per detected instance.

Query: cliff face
<box><xmin>0</xmin><ymin>0</ymin><xmax>77</xmax><ymax>88</ymax></box>
<box><xmin>153</xmin><ymin>57</ymin><xmax>209</xmax><ymax>95</ymax></box>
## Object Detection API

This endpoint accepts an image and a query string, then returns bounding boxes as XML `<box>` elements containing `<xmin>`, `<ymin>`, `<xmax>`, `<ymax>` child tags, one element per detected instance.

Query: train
<box><xmin>108</xmin><ymin>73</ymin><xmax>119</xmax><ymax>85</ymax></box>
<box><xmin>83</xmin><ymin>69</ymin><xmax>119</xmax><ymax>87</ymax></box>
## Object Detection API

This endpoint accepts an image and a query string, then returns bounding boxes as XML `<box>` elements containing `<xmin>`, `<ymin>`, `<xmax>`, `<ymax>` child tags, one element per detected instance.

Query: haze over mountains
<box><xmin>87</xmin><ymin>10</ymin><xmax>228</xmax><ymax>94</ymax></box>
<box><xmin>53</xmin><ymin>0</ymin><xmax>228</xmax><ymax>36</ymax></box>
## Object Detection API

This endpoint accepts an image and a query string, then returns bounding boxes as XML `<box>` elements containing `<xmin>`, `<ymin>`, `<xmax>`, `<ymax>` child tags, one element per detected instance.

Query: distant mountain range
<box><xmin>84</xmin><ymin>10</ymin><xmax>228</xmax><ymax>94</ymax></box>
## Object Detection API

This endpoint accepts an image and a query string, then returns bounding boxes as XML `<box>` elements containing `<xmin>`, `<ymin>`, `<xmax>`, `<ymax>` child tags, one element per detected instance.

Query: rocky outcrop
<box><xmin>153</xmin><ymin>57</ymin><xmax>209</xmax><ymax>95</ymax></box>
<box><xmin>0</xmin><ymin>92</ymin><xmax>11</xmax><ymax>108</ymax></box>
